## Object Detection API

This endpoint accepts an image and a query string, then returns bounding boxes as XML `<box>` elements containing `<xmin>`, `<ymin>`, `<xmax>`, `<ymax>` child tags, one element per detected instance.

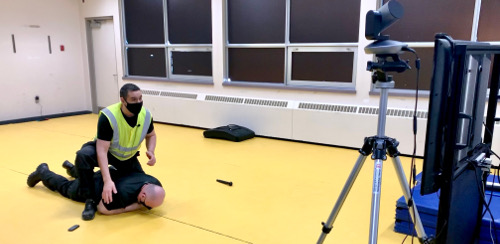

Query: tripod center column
<box><xmin>374</xmin><ymin>80</ymin><xmax>395</xmax><ymax>137</ymax></box>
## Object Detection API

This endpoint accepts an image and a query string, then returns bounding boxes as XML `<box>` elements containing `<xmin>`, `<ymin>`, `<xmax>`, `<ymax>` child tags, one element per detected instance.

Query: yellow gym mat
<box><xmin>0</xmin><ymin>114</ymin><xmax>420</xmax><ymax>243</ymax></box>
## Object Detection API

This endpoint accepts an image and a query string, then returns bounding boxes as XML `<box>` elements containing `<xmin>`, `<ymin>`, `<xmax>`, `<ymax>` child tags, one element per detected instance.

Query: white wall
<box><xmin>0</xmin><ymin>0</ymin><xmax>89</xmax><ymax>121</ymax></box>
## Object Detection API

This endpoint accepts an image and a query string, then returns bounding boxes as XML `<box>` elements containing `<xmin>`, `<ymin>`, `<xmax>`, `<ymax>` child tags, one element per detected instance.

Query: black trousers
<box><xmin>74</xmin><ymin>140</ymin><xmax>144</xmax><ymax>201</ymax></box>
<box><xmin>41</xmin><ymin>170</ymin><xmax>86</xmax><ymax>202</ymax></box>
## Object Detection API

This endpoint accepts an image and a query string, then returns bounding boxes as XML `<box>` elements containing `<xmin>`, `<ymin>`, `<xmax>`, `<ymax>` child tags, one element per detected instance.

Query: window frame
<box><xmin>117</xmin><ymin>0</ymin><xmax>500</xmax><ymax>92</ymax></box>
<box><xmin>287</xmin><ymin>45</ymin><xmax>357</xmax><ymax>88</ymax></box>
<box><xmin>120</xmin><ymin>0</ymin><xmax>213</xmax><ymax>84</ymax></box>
<box><xmin>168</xmin><ymin>46</ymin><xmax>213</xmax><ymax>82</ymax></box>
<box><xmin>223</xmin><ymin>0</ymin><xmax>360</xmax><ymax>91</ymax></box>
<box><xmin>125</xmin><ymin>45</ymin><xmax>168</xmax><ymax>78</ymax></box>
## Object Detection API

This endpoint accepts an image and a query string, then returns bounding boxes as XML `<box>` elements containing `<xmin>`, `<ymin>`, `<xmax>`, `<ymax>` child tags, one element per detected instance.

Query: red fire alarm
<box><xmin>60</xmin><ymin>45</ymin><xmax>65</xmax><ymax>51</ymax></box>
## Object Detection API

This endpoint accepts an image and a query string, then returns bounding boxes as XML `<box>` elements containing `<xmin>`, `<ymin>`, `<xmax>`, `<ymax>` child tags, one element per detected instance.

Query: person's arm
<box><xmin>97</xmin><ymin>201</ymin><xmax>142</xmax><ymax>215</ymax></box>
<box><xmin>145</xmin><ymin>129</ymin><xmax>157</xmax><ymax>166</ymax></box>
<box><xmin>96</xmin><ymin>138</ymin><xmax>117</xmax><ymax>204</ymax></box>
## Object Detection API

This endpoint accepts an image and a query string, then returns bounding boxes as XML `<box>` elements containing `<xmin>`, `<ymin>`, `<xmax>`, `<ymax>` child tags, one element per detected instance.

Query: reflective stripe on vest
<box><xmin>101</xmin><ymin>104</ymin><xmax>151</xmax><ymax>160</ymax></box>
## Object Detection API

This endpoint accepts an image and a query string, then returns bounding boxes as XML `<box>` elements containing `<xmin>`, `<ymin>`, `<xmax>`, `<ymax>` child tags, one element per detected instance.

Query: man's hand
<box><xmin>145</xmin><ymin>129</ymin><xmax>156</xmax><ymax>166</ymax></box>
<box><xmin>102</xmin><ymin>180</ymin><xmax>117</xmax><ymax>204</ymax></box>
<box><xmin>146</xmin><ymin>151</ymin><xmax>156</xmax><ymax>166</ymax></box>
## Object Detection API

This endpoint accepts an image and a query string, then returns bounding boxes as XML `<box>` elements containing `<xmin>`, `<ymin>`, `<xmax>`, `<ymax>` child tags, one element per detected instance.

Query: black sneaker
<box><xmin>82</xmin><ymin>199</ymin><xmax>97</xmax><ymax>221</ymax></box>
<box><xmin>62</xmin><ymin>160</ymin><xmax>77</xmax><ymax>178</ymax></box>
<box><xmin>27</xmin><ymin>163</ymin><xmax>49</xmax><ymax>187</ymax></box>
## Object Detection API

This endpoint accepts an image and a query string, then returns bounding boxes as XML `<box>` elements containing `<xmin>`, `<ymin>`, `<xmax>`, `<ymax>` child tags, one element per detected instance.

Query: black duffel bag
<box><xmin>203</xmin><ymin>124</ymin><xmax>255</xmax><ymax>142</ymax></box>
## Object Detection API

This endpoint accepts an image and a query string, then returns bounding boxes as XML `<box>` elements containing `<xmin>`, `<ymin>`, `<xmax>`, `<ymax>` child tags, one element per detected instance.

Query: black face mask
<box><xmin>125</xmin><ymin>101</ymin><xmax>143</xmax><ymax>115</ymax></box>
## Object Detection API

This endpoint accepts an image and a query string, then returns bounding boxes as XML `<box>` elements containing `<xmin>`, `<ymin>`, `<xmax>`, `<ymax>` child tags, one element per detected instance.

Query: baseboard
<box><xmin>0</xmin><ymin>110</ymin><xmax>93</xmax><ymax>125</ymax></box>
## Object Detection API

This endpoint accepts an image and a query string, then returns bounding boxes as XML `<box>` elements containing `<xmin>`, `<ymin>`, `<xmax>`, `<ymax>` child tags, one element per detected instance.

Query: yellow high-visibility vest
<box><xmin>99</xmin><ymin>102</ymin><xmax>151</xmax><ymax>161</ymax></box>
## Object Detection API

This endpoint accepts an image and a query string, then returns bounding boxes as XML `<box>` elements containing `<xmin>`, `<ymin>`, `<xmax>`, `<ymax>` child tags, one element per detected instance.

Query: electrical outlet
<box><xmin>35</xmin><ymin>96</ymin><xmax>39</xmax><ymax>103</ymax></box>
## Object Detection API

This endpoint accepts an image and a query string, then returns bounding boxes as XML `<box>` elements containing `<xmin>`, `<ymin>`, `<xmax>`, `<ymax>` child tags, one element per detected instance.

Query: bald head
<box><xmin>141</xmin><ymin>184</ymin><xmax>165</xmax><ymax>209</ymax></box>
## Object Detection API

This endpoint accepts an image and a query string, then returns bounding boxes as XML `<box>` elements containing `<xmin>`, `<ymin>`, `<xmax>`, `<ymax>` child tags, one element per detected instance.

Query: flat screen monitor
<box><xmin>421</xmin><ymin>34</ymin><xmax>491</xmax><ymax>195</ymax></box>
<box><xmin>421</xmin><ymin>33</ymin><xmax>500</xmax><ymax>243</ymax></box>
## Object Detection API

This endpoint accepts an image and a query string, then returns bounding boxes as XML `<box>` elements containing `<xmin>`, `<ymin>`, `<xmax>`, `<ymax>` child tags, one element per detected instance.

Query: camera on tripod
<box><xmin>316</xmin><ymin>1</ymin><xmax>431</xmax><ymax>244</ymax></box>
<box><xmin>364</xmin><ymin>0</ymin><xmax>412</xmax><ymax>83</ymax></box>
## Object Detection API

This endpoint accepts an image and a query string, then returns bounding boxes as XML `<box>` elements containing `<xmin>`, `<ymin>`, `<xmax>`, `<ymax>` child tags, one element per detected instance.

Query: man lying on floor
<box><xmin>27</xmin><ymin>161</ymin><xmax>165</xmax><ymax>219</ymax></box>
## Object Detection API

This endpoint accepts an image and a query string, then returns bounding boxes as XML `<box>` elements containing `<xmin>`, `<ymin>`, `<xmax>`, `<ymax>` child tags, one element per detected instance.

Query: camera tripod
<box><xmin>316</xmin><ymin>68</ymin><xmax>430</xmax><ymax>244</ymax></box>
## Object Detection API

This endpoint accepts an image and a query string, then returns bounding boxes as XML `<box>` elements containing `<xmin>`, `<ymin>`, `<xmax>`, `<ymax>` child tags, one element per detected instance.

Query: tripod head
<box><xmin>364</xmin><ymin>0</ymin><xmax>413</xmax><ymax>85</ymax></box>
<box><xmin>367</xmin><ymin>53</ymin><xmax>411</xmax><ymax>84</ymax></box>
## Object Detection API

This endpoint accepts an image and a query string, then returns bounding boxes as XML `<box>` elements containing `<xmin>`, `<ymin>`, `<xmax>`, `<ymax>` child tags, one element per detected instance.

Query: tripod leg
<box><xmin>368</xmin><ymin>158</ymin><xmax>384</xmax><ymax>244</ymax></box>
<box><xmin>317</xmin><ymin>154</ymin><xmax>368</xmax><ymax>244</ymax></box>
<box><xmin>391</xmin><ymin>156</ymin><xmax>428</xmax><ymax>240</ymax></box>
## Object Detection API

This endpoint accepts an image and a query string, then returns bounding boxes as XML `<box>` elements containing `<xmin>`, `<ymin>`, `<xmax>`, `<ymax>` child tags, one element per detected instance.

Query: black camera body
<box><xmin>364</xmin><ymin>1</ymin><xmax>411</xmax><ymax>82</ymax></box>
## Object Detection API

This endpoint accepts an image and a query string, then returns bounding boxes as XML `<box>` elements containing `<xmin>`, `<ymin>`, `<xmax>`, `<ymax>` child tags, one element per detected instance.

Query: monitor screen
<box><xmin>420</xmin><ymin>35</ymin><xmax>454</xmax><ymax>195</ymax></box>
<box><xmin>420</xmin><ymin>33</ymin><xmax>499</xmax><ymax>243</ymax></box>
<box><xmin>421</xmin><ymin>34</ymin><xmax>491</xmax><ymax>195</ymax></box>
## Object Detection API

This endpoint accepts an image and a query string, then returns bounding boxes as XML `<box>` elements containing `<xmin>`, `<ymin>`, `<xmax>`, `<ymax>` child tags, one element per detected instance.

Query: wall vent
<box><xmin>358</xmin><ymin>107</ymin><xmax>427</xmax><ymax>118</ymax></box>
<box><xmin>416</xmin><ymin>111</ymin><xmax>428</xmax><ymax>119</ymax></box>
<box><xmin>160</xmin><ymin>91</ymin><xmax>197</xmax><ymax>99</ymax></box>
<box><xmin>387</xmin><ymin>109</ymin><xmax>428</xmax><ymax>119</ymax></box>
<box><xmin>298</xmin><ymin>103</ymin><xmax>357</xmax><ymax>113</ymax></box>
<box><xmin>358</xmin><ymin>107</ymin><xmax>379</xmax><ymax>115</ymax></box>
<box><xmin>142</xmin><ymin>89</ymin><xmax>160</xmax><ymax>96</ymax></box>
<box><xmin>205</xmin><ymin>95</ymin><xmax>244</xmax><ymax>104</ymax></box>
<box><xmin>244</xmin><ymin>98</ymin><xmax>288</xmax><ymax>107</ymax></box>
<box><xmin>147</xmin><ymin>89</ymin><xmax>432</xmax><ymax>120</ymax></box>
